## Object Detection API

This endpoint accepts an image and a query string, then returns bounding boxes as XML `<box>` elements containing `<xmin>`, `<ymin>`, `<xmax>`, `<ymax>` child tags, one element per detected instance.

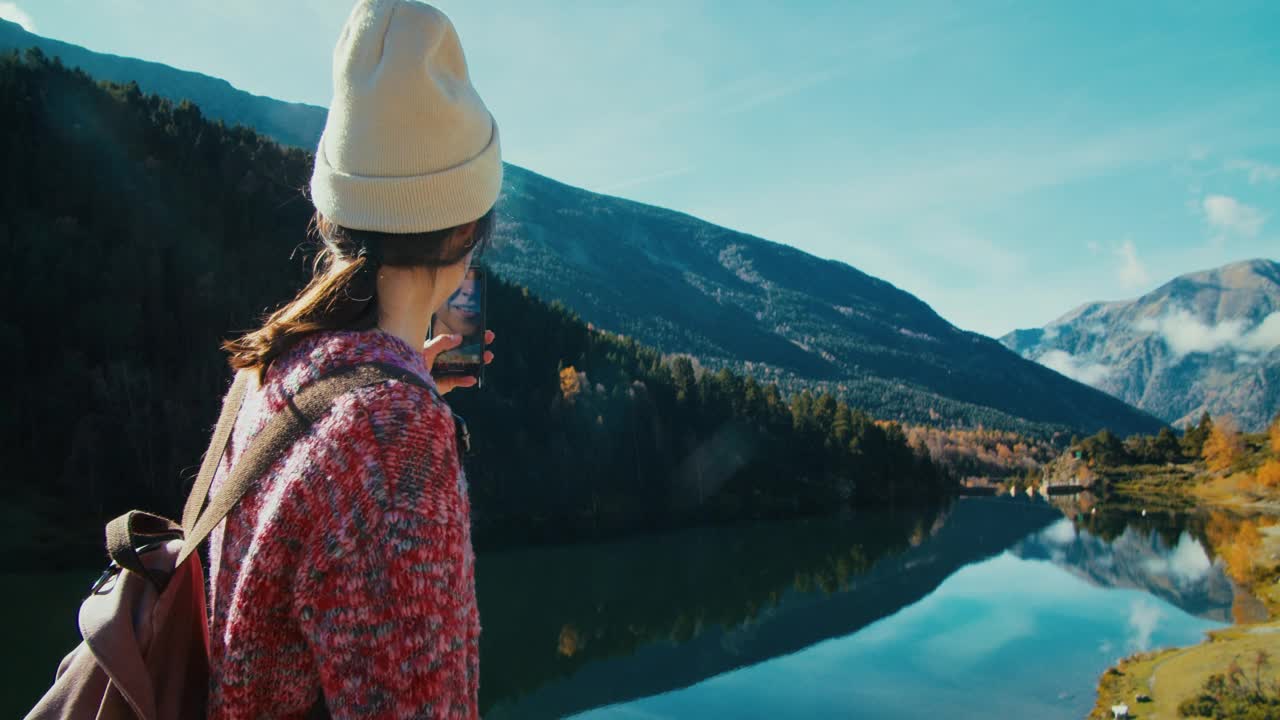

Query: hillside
<box><xmin>0</xmin><ymin>51</ymin><xmax>951</xmax><ymax>567</ymax></box>
<box><xmin>0</xmin><ymin>19</ymin><xmax>1166</xmax><ymax>436</ymax></box>
<box><xmin>485</xmin><ymin>166</ymin><xmax>1164</xmax><ymax>437</ymax></box>
<box><xmin>1002</xmin><ymin>259</ymin><xmax>1280</xmax><ymax>431</ymax></box>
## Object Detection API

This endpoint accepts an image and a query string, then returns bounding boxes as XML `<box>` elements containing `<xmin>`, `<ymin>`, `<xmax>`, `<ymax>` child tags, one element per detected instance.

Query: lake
<box><xmin>4</xmin><ymin>497</ymin><xmax>1235</xmax><ymax>719</ymax></box>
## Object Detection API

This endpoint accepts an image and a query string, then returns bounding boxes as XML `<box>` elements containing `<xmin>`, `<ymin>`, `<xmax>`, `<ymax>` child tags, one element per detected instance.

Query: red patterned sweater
<box><xmin>205</xmin><ymin>327</ymin><xmax>479</xmax><ymax>719</ymax></box>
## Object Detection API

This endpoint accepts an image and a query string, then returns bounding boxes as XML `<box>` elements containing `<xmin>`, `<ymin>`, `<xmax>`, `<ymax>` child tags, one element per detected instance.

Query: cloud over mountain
<box><xmin>1002</xmin><ymin>258</ymin><xmax>1280</xmax><ymax>430</ymax></box>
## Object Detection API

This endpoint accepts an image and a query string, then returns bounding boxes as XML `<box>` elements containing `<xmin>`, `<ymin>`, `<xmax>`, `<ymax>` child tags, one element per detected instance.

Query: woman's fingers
<box><xmin>421</xmin><ymin>333</ymin><xmax>462</xmax><ymax>369</ymax></box>
<box><xmin>425</xmin><ymin>330</ymin><xmax>492</xmax><ymax>394</ymax></box>
<box><xmin>435</xmin><ymin>374</ymin><xmax>477</xmax><ymax>395</ymax></box>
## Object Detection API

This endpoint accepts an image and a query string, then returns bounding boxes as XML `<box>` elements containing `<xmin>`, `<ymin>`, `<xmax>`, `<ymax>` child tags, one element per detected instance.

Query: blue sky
<box><xmin>6</xmin><ymin>0</ymin><xmax>1278</xmax><ymax>336</ymax></box>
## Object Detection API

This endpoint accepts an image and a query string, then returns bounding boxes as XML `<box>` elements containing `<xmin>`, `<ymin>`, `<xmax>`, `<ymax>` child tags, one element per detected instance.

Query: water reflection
<box><xmin>5</xmin><ymin>499</ymin><xmax>1249</xmax><ymax>719</ymax></box>
<box><xmin>477</xmin><ymin>498</ymin><xmax>1060</xmax><ymax>718</ymax></box>
<box><xmin>478</xmin><ymin>499</ymin><xmax>1237</xmax><ymax>720</ymax></box>
<box><xmin>571</xmin><ymin>554</ymin><xmax>1223</xmax><ymax>720</ymax></box>
<box><xmin>1012</xmin><ymin>515</ymin><xmax>1234</xmax><ymax>622</ymax></box>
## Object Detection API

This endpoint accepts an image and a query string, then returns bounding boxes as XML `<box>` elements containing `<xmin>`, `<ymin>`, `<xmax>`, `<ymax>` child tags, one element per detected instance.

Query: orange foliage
<box><xmin>559</xmin><ymin>365</ymin><xmax>582</xmax><ymax>400</ymax></box>
<box><xmin>902</xmin><ymin>425</ymin><xmax>1054</xmax><ymax>480</ymax></box>
<box><xmin>1202</xmin><ymin>417</ymin><xmax>1244</xmax><ymax>472</ymax></box>
<box><xmin>1257</xmin><ymin>459</ymin><xmax>1280</xmax><ymax>489</ymax></box>
<box><xmin>1270</xmin><ymin>414</ymin><xmax>1280</xmax><ymax>453</ymax></box>
<box><xmin>1207</xmin><ymin>513</ymin><xmax>1264</xmax><ymax>584</ymax></box>
<box><xmin>558</xmin><ymin>624</ymin><xmax>582</xmax><ymax>657</ymax></box>
<box><xmin>1233</xmin><ymin>471</ymin><xmax>1258</xmax><ymax>494</ymax></box>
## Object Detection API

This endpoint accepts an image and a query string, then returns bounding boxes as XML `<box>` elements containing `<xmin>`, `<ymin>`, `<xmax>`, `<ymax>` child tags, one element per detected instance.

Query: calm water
<box><xmin>5</xmin><ymin>498</ymin><xmax>1234</xmax><ymax>719</ymax></box>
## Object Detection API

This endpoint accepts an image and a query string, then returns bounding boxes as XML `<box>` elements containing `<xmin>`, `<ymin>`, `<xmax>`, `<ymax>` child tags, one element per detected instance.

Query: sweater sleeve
<box><xmin>292</xmin><ymin>379</ymin><xmax>478</xmax><ymax>719</ymax></box>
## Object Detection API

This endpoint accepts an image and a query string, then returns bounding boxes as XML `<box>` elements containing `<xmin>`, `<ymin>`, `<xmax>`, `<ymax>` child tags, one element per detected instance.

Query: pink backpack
<box><xmin>25</xmin><ymin>362</ymin><xmax>431</xmax><ymax>720</ymax></box>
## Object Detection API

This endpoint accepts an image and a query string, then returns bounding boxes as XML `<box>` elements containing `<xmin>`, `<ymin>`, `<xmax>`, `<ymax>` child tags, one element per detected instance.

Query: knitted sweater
<box><xmin>205</xmin><ymin>327</ymin><xmax>479</xmax><ymax>719</ymax></box>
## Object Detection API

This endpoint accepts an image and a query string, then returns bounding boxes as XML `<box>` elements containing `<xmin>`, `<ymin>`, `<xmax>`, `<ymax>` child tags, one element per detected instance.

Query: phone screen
<box><xmin>429</xmin><ymin>266</ymin><xmax>486</xmax><ymax>384</ymax></box>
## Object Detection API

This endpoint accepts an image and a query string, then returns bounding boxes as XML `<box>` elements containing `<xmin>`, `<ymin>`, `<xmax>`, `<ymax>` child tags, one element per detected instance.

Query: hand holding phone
<box><xmin>429</xmin><ymin>267</ymin><xmax>487</xmax><ymax>389</ymax></box>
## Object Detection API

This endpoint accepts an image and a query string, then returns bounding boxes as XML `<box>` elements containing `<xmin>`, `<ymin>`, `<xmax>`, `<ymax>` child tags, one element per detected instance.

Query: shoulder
<box><xmin>347</xmin><ymin>375</ymin><xmax>457</xmax><ymax>464</ymax></box>
<box><xmin>313</xmin><ymin>374</ymin><xmax>464</xmax><ymax>522</ymax></box>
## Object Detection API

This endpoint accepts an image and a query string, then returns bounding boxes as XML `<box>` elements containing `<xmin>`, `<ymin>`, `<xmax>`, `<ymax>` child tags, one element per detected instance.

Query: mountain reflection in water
<box><xmin>477</xmin><ymin>498</ymin><xmax>1233</xmax><ymax>720</ymax></box>
<box><xmin>5</xmin><ymin>499</ymin><xmax>1238</xmax><ymax>720</ymax></box>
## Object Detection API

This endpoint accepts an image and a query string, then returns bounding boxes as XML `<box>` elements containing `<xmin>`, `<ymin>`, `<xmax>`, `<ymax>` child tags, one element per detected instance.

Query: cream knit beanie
<box><xmin>310</xmin><ymin>0</ymin><xmax>502</xmax><ymax>234</ymax></box>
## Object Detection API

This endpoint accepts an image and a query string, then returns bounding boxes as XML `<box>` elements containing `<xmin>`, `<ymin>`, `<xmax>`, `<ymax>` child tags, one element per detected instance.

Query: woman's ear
<box><xmin>453</xmin><ymin>221</ymin><xmax>478</xmax><ymax>248</ymax></box>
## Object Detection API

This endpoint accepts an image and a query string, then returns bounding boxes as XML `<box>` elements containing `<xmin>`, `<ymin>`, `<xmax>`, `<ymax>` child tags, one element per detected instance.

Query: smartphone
<box><xmin>429</xmin><ymin>266</ymin><xmax>486</xmax><ymax>388</ymax></box>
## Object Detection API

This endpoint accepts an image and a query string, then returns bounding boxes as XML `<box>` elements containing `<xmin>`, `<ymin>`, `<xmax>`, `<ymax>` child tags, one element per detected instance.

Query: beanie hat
<box><xmin>310</xmin><ymin>0</ymin><xmax>502</xmax><ymax>234</ymax></box>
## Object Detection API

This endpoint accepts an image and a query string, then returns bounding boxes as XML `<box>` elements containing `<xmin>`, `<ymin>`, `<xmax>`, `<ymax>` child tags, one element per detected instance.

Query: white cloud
<box><xmin>1136</xmin><ymin>308</ymin><xmax>1280</xmax><ymax>358</ymax></box>
<box><xmin>0</xmin><ymin>2</ymin><xmax>35</xmax><ymax>32</ymax></box>
<box><xmin>1226</xmin><ymin>159</ymin><xmax>1280</xmax><ymax>184</ymax></box>
<box><xmin>1115</xmin><ymin>238</ymin><xmax>1150</xmax><ymax>289</ymax></box>
<box><xmin>1039</xmin><ymin>518</ymin><xmax>1078</xmax><ymax>545</ymax></box>
<box><xmin>1203</xmin><ymin>194</ymin><xmax>1267</xmax><ymax>241</ymax></box>
<box><xmin>1127</xmin><ymin>598</ymin><xmax>1162</xmax><ymax>652</ymax></box>
<box><xmin>1036</xmin><ymin>349</ymin><xmax>1114</xmax><ymax>386</ymax></box>
<box><xmin>1140</xmin><ymin>532</ymin><xmax>1212</xmax><ymax>588</ymax></box>
<box><xmin>1246</xmin><ymin>312</ymin><xmax>1280</xmax><ymax>350</ymax></box>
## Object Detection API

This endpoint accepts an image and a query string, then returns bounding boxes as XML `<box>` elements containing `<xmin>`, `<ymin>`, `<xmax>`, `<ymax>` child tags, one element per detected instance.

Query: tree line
<box><xmin>1070</xmin><ymin>411</ymin><xmax>1280</xmax><ymax>489</ymax></box>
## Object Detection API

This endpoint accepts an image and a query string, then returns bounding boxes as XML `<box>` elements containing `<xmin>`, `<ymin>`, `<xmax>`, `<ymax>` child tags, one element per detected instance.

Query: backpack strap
<box><xmin>180</xmin><ymin>367</ymin><xmax>255</xmax><ymax>534</ymax></box>
<box><xmin>103</xmin><ymin>510</ymin><xmax>185</xmax><ymax>591</ymax></box>
<box><xmin>105</xmin><ymin>367</ymin><xmax>254</xmax><ymax>588</ymax></box>
<box><xmin>174</xmin><ymin>361</ymin><xmax>432</xmax><ymax>568</ymax></box>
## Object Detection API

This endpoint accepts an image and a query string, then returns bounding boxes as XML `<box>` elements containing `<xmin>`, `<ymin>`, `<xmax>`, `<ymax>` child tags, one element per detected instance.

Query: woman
<box><xmin>206</xmin><ymin>1</ymin><xmax>500</xmax><ymax>717</ymax></box>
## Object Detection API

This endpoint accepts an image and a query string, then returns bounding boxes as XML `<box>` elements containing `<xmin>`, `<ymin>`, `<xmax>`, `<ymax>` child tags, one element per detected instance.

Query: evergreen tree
<box><xmin>1182</xmin><ymin>412</ymin><xmax>1214</xmax><ymax>458</ymax></box>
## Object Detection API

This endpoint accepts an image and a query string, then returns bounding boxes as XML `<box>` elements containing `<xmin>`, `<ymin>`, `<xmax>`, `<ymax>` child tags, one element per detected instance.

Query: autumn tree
<box><xmin>1257</xmin><ymin>459</ymin><xmax>1280</xmax><ymax>489</ymax></box>
<box><xmin>1270</xmin><ymin>412</ymin><xmax>1280</xmax><ymax>454</ymax></box>
<box><xmin>559</xmin><ymin>365</ymin><xmax>582</xmax><ymax>401</ymax></box>
<box><xmin>1202</xmin><ymin>416</ymin><xmax>1244</xmax><ymax>473</ymax></box>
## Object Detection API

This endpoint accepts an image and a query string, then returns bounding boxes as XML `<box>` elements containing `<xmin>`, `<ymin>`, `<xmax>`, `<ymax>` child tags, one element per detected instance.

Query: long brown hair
<box><xmin>222</xmin><ymin>208</ymin><xmax>495</xmax><ymax>385</ymax></box>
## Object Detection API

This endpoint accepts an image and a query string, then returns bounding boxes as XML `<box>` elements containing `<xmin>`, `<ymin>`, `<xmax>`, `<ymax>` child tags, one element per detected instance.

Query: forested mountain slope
<box><xmin>0</xmin><ymin>52</ymin><xmax>947</xmax><ymax>567</ymax></box>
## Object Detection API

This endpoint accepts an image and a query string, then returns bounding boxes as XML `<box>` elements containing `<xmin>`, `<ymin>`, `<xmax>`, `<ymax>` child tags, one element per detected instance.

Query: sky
<box><xmin>6</xmin><ymin>0</ymin><xmax>1279</xmax><ymax>337</ymax></box>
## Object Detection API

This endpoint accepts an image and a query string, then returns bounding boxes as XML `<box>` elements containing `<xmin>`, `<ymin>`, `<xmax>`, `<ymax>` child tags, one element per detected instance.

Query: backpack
<box><xmin>25</xmin><ymin>361</ymin><xmax>434</xmax><ymax>720</ymax></box>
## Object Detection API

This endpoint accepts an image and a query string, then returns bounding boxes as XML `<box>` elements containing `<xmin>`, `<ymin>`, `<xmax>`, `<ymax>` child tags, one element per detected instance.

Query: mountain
<box><xmin>0</xmin><ymin>19</ymin><xmax>1165</xmax><ymax>436</ymax></box>
<box><xmin>1001</xmin><ymin>259</ymin><xmax>1280</xmax><ymax>432</ymax></box>
<box><xmin>483</xmin><ymin>167</ymin><xmax>1166</xmax><ymax>436</ymax></box>
<box><xmin>0</xmin><ymin>19</ymin><xmax>326</xmax><ymax>149</ymax></box>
